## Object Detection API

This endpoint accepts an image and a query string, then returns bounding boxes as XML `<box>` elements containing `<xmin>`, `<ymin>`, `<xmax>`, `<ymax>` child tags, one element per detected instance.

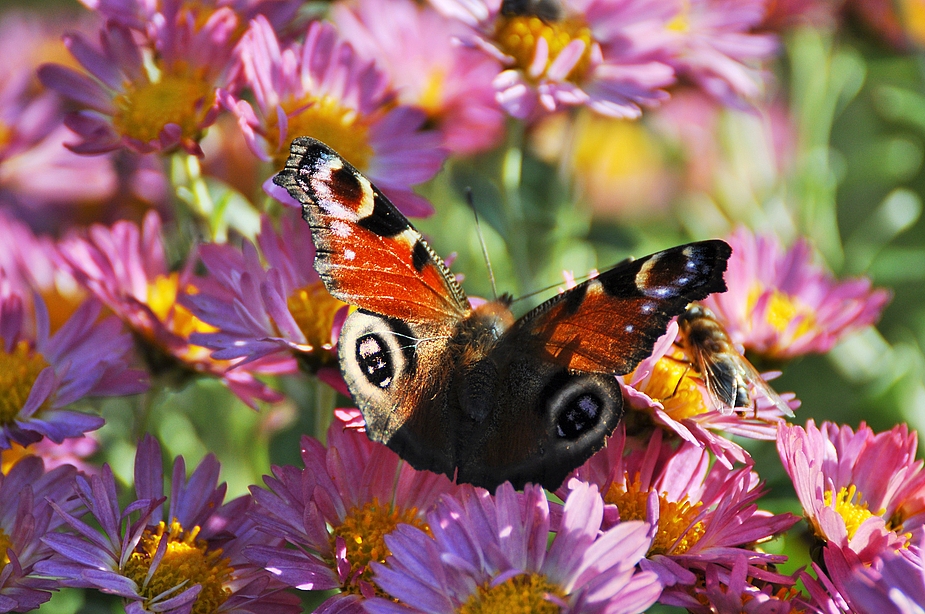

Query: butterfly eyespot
<box><xmin>356</xmin><ymin>334</ymin><xmax>393</xmax><ymax>388</ymax></box>
<box><xmin>544</xmin><ymin>373</ymin><xmax>623</xmax><ymax>441</ymax></box>
<box><xmin>556</xmin><ymin>392</ymin><xmax>603</xmax><ymax>438</ymax></box>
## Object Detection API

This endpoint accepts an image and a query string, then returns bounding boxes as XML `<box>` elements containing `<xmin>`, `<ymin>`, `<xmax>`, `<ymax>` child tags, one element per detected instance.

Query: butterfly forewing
<box><xmin>273</xmin><ymin>137</ymin><xmax>470</xmax><ymax>323</ymax></box>
<box><xmin>513</xmin><ymin>241</ymin><xmax>732</xmax><ymax>374</ymax></box>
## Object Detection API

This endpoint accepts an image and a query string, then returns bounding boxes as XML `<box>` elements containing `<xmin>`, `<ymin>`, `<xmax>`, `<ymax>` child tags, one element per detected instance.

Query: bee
<box><xmin>676</xmin><ymin>304</ymin><xmax>794</xmax><ymax>417</ymax></box>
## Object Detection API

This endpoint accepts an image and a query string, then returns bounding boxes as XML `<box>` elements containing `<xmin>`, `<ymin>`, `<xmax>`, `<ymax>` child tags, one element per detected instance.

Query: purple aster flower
<box><xmin>60</xmin><ymin>211</ymin><xmax>282</xmax><ymax>409</ymax></box>
<box><xmin>564</xmin><ymin>426</ymin><xmax>797</xmax><ymax>603</ymax></box>
<box><xmin>683</xmin><ymin>557</ymin><xmax>815</xmax><ymax>613</ymax></box>
<box><xmin>778</xmin><ymin>421</ymin><xmax>925</xmax><ymax>565</ymax></box>
<box><xmin>0</xmin><ymin>283</ymin><xmax>147</xmax><ymax>450</ymax></box>
<box><xmin>844</xmin><ymin>538</ymin><xmax>925</xmax><ymax>614</ymax></box>
<box><xmin>38</xmin><ymin>434</ymin><xmax>301</xmax><ymax>613</ymax></box>
<box><xmin>78</xmin><ymin>0</ymin><xmax>304</xmax><ymax>38</ymax></box>
<box><xmin>183</xmin><ymin>212</ymin><xmax>346</xmax><ymax>380</ymax></box>
<box><xmin>0</xmin><ymin>14</ymin><xmax>117</xmax><ymax>215</ymax></box>
<box><xmin>39</xmin><ymin>2</ymin><xmax>243</xmax><ymax>156</ymax></box>
<box><xmin>225</xmin><ymin>17</ymin><xmax>446</xmax><ymax>216</ymax></box>
<box><xmin>701</xmin><ymin>228</ymin><xmax>892</xmax><ymax>360</ymax></box>
<box><xmin>333</xmin><ymin>0</ymin><xmax>505</xmax><ymax>155</ymax></box>
<box><xmin>623</xmin><ymin>320</ymin><xmax>798</xmax><ymax>467</ymax></box>
<box><xmin>0</xmin><ymin>456</ymin><xmax>81</xmax><ymax>612</ymax></box>
<box><xmin>0</xmin><ymin>211</ymin><xmax>88</xmax><ymax>334</ymax></box>
<box><xmin>665</xmin><ymin>0</ymin><xmax>779</xmax><ymax>108</ymax></box>
<box><xmin>1</xmin><ymin>433</ymin><xmax>100</xmax><ymax>477</ymax></box>
<box><xmin>246</xmin><ymin>409</ymin><xmax>458</xmax><ymax>612</ymax></box>
<box><xmin>366</xmin><ymin>480</ymin><xmax>663</xmax><ymax>613</ymax></box>
<box><xmin>430</xmin><ymin>0</ymin><xmax>677</xmax><ymax>119</ymax></box>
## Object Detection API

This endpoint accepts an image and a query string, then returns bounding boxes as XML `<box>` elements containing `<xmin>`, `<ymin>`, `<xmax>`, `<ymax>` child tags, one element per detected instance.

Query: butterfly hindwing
<box><xmin>273</xmin><ymin>137</ymin><xmax>469</xmax><ymax>323</ymax></box>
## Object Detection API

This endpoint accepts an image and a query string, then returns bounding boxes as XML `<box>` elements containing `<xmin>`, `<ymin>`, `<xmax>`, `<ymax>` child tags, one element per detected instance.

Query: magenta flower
<box><xmin>246</xmin><ymin>409</ymin><xmax>459</xmax><ymax>612</ymax></box>
<box><xmin>183</xmin><ymin>212</ymin><xmax>345</xmax><ymax>379</ymax></box>
<box><xmin>0</xmin><ymin>457</ymin><xmax>81</xmax><ymax>612</ymax></box>
<box><xmin>565</xmin><ymin>426</ymin><xmax>797</xmax><ymax>602</ymax></box>
<box><xmin>38</xmin><ymin>435</ymin><xmax>301</xmax><ymax>613</ymax></box>
<box><xmin>60</xmin><ymin>211</ymin><xmax>282</xmax><ymax>408</ymax></box>
<box><xmin>702</xmin><ymin>228</ymin><xmax>892</xmax><ymax>360</ymax></box>
<box><xmin>623</xmin><ymin>320</ymin><xmax>798</xmax><ymax>467</ymax></box>
<box><xmin>39</xmin><ymin>6</ymin><xmax>239</xmax><ymax>156</ymax></box>
<box><xmin>665</xmin><ymin>0</ymin><xmax>778</xmax><ymax>108</ymax></box>
<box><xmin>367</xmin><ymin>480</ymin><xmax>663</xmax><ymax>613</ymax></box>
<box><xmin>0</xmin><ymin>285</ymin><xmax>146</xmax><ymax>450</ymax></box>
<box><xmin>226</xmin><ymin>17</ymin><xmax>446</xmax><ymax>216</ymax></box>
<box><xmin>778</xmin><ymin>421</ymin><xmax>925</xmax><ymax>564</ymax></box>
<box><xmin>333</xmin><ymin>0</ymin><xmax>505</xmax><ymax>154</ymax></box>
<box><xmin>431</xmin><ymin>0</ymin><xmax>677</xmax><ymax>119</ymax></box>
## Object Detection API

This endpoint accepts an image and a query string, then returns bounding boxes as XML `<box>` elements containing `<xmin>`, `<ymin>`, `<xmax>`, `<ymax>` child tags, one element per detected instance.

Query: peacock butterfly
<box><xmin>274</xmin><ymin>137</ymin><xmax>731</xmax><ymax>492</ymax></box>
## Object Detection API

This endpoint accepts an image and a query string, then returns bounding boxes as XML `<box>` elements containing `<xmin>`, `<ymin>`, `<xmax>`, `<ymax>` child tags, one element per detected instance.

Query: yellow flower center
<box><xmin>632</xmin><ymin>351</ymin><xmax>709</xmax><ymax>420</ymax></box>
<box><xmin>0</xmin><ymin>120</ymin><xmax>13</xmax><ymax>153</ymax></box>
<box><xmin>748</xmin><ymin>286</ymin><xmax>817</xmax><ymax>340</ymax></box>
<box><xmin>822</xmin><ymin>485</ymin><xmax>881</xmax><ymax>541</ymax></box>
<box><xmin>330</xmin><ymin>497</ymin><xmax>428</xmax><ymax>592</ymax></box>
<box><xmin>667</xmin><ymin>0</ymin><xmax>690</xmax><ymax>32</ymax></box>
<box><xmin>1</xmin><ymin>443</ymin><xmax>33</xmax><ymax>474</ymax></box>
<box><xmin>112</xmin><ymin>70</ymin><xmax>215</xmax><ymax>146</ymax></box>
<box><xmin>124</xmin><ymin>520</ymin><xmax>233</xmax><ymax>614</ymax></box>
<box><xmin>494</xmin><ymin>14</ymin><xmax>594</xmax><ymax>83</ymax></box>
<box><xmin>0</xmin><ymin>527</ymin><xmax>11</xmax><ymax>570</ymax></box>
<box><xmin>285</xmin><ymin>281</ymin><xmax>345</xmax><ymax>372</ymax></box>
<box><xmin>459</xmin><ymin>573</ymin><xmax>566</xmax><ymax>614</ymax></box>
<box><xmin>269</xmin><ymin>96</ymin><xmax>374</xmax><ymax>170</ymax></box>
<box><xmin>900</xmin><ymin>0</ymin><xmax>925</xmax><ymax>46</ymax></box>
<box><xmin>147</xmin><ymin>273</ymin><xmax>218</xmax><ymax>340</ymax></box>
<box><xmin>40</xmin><ymin>283</ymin><xmax>87</xmax><ymax>334</ymax></box>
<box><xmin>419</xmin><ymin>69</ymin><xmax>447</xmax><ymax>117</ymax></box>
<box><xmin>0</xmin><ymin>339</ymin><xmax>50</xmax><ymax>426</ymax></box>
<box><xmin>606</xmin><ymin>473</ymin><xmax>706</xmax><ymax>556</ymax></box>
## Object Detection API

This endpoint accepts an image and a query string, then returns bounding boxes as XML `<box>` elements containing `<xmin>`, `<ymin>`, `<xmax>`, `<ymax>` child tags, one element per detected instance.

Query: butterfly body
<box><xmin>274</xmin><ymin>137</ymin><xmax>732</xmax><ymax>492</ymax></box>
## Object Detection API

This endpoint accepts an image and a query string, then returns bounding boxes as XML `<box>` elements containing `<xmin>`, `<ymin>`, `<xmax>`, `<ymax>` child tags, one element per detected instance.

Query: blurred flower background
<box><xmin>0</xmin><ymin>0</ymin><xmax>924</xmax><ymax>612</ymax></box>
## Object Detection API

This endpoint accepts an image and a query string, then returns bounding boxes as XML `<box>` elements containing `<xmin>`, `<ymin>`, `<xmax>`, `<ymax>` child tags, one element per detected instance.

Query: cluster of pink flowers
<box><xmin>0</xmin><ymin>0</ymin><xmax>917</xmax><ymax>612</ymax></box>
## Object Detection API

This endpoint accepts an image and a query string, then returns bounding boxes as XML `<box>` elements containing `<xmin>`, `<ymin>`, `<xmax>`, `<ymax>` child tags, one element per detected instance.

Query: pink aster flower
<box><xmin>183</xmin><ymin>212</ymin><xmax>346</xmax><ymax>382</ymax></box>
<box><xmin>366</xmin><ymin>480</ymin><xmax>663</xmax><ymax>613</ymax></box>
<box><xmin>623</xmin><ymin>319</ymin><xmax>798</xmax><ymax>467</ymax></box>
<box><xmin>666</xmin><ymin>0</ymin><xmax>779</xmax><ymax>108</ymax></box>
<box><xmin>431</xmin><ymin>0</ymin><xmax>677</xmax><ymax>119</ymax></box>
<box><xmin>60</xmin><ymin>211</ymin><xmax>282</xmax><ymax>408</ymax></box>
<box><xmin>226</xmin><ymin>17</ymin><xmax>446</xmax><ymax>217</ymax></box>
<box><xmin>38</xmin><ymin>434</ymin><xmax>301</xmax><ymax>613</ymax></box>
<box><xmin>333</xmin><ymin>0</ymin><xmax>505</xmax><ymax>155</ymax></box>
<box><xmin>246</xmin><ymin>409</ymin><xmax>458</xmax><ymax>612</ymax></box>
<box><xmin>778</xmin><ymin>421</ymin><xmax>925</xmax><ymax>564</ymax></box>
<box><xmin>564</xmin><ymin>426</ymin><xmax>797</xmax><ymax>603</ymax></box>
<box><xmin>702</xmin><ymin>228</ymin><xmax>892</xmax><ymax>360</ymax></box>
<box><xmin>39</xmin><ymin>4</ymin><xmax>240</xmax><ymax>156</ymax></box>
<box><xmin>0</xmin><ymin>457</ymin><xmax>82</xmax><ymax>612</ymax></box>
<box><xmin>0</xmin><ymin>284</ymin><xmax>147</xmax><ymax>450</ymax></box>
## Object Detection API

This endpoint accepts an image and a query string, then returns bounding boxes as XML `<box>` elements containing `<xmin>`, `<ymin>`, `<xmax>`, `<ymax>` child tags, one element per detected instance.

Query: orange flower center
<box><xmin>269</xmin><ymin>96</ymin><xmax>374</xmax><ymax>170</ymax></box>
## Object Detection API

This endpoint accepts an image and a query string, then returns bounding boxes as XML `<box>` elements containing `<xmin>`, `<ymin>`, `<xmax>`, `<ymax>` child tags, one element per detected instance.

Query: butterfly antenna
<box><xmin>466</xmin><ymin>187</ymin><xmax>499</xmax><ymax>301</ymax></box>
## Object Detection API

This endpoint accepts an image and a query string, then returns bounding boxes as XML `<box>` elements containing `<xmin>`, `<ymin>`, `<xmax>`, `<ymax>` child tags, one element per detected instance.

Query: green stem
<box><xmin>500</xmin><ymin>120</ymin><xmax>532</xmax><ymax>293</ymax></box>
<box><xmin>314</xmin><ymin>380</ymin><xmax>336</xmax><ymax>444</ymax></box>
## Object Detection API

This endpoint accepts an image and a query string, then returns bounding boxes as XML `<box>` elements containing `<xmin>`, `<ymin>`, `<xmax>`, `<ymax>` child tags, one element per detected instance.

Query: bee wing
<box><xmin>736</xmin><ymin>358</ymin><xmax>795</xmax><ymax>418</ymax></box>
<box><xmin>690</xmin><ymin>346</ymin><xmax>743</xmax><ymax>415</ymax></box>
